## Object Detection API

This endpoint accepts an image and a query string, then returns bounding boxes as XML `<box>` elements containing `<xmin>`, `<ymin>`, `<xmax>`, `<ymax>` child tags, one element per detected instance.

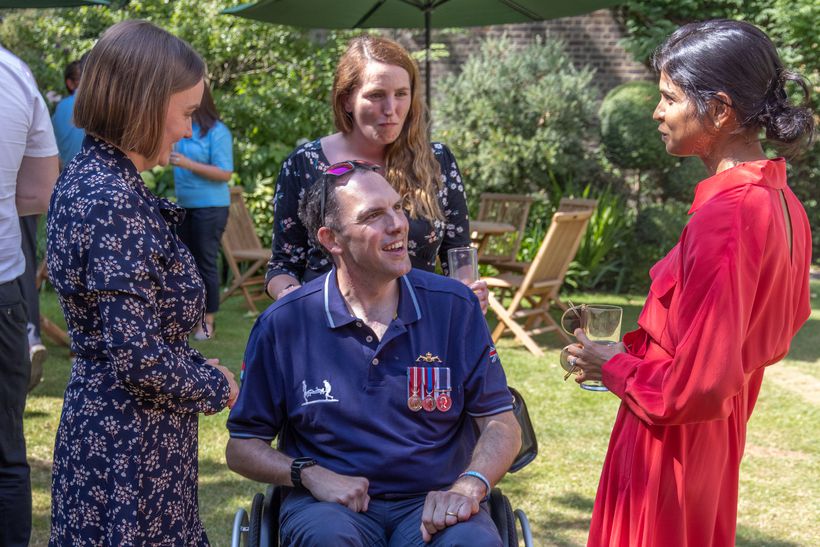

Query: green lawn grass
<box><xmin>25</xmin><ymin>283</ymin><xmax>820</xmax><ymax>546</ymax></box>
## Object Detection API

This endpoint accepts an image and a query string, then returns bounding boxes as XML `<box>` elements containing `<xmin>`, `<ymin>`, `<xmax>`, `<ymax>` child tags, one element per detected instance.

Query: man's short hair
<box><xmin>298</xmin><ymin>172</ymin><xmax>345</xmax><ymax>259</ymax></box>
<box><xmin>73</xmin><ymin>20</ymin><xmax>205</xmax><ymax>161</ymax></box>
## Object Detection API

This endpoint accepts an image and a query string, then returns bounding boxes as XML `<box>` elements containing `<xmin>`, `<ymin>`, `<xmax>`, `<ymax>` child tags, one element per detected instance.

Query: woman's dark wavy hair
<box><xmin>652</xmin><ymin>19</ymin><xmax>815</xmax><ymax>156</ymax></box>
<box><xmin>193</xmin><ymin>84</ymin><xmax>220</xmax><ymax>137</ymax></box>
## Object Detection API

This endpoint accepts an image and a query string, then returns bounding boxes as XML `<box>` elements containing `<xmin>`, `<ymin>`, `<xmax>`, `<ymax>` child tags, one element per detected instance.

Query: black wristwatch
<box><xmin>290</xmin><ymin>457</ymin><xmax>318</xmax><ymax>489</ymax></box>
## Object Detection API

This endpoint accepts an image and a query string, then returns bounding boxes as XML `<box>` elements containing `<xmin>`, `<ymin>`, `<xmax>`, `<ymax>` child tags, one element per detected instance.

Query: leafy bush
<box><xmin>788</xmin><ymin>156</ymin><xmax>820</xmax><ymax>263</ymax></box>
<box><xmin>568</xmin><ymin>186</ymin><xmax>633</xmax><ymax>291</ymax></box>
<box><xmin>660</xmin><ymin>157</ymin><xmax>707</xmax><ymax>203</ymax></box>
<box><xmin>599</xmin><ymin>81</ymin><xmax>674</xmax><ymax>172</ymax></box>
<box><xmin>621</xmin><ymin>199</ymin><xmax>690</xmax><ymax>291</ymax></box>
<box><xmin>433</xmin><ymin>35</ymin><xmax>602</xmax><ymax>201</ymax></box>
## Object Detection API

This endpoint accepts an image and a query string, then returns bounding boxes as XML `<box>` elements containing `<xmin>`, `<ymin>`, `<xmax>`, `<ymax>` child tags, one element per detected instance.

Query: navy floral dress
<box><xmin>266</xmin><ymin>139</ymin><xmax>472</xmax><ymax>286</ymax></box>
<box><xmin>46</xmin><ymin>137</ymin><xmax>230</xmax><ymax>546</ymax></box>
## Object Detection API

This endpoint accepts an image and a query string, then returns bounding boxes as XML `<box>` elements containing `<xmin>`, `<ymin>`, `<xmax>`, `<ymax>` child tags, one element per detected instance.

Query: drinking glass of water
<box><xmin>447</xmin><ymin>247</ymin><xmax>479</xmax><ymax>285</ymax></box>
<box><xmin>559</xmin><ymin>304</ymin><xmax>622</xmax><ymax>392</ymax></box>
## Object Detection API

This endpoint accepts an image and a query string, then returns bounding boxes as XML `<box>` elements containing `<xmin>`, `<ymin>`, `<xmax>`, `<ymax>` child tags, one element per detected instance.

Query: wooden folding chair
<box><xmin>220</xmin><ymin>187</ymin><xmax>272</xmax><ymax>313</ymax></box>
<box><xmin>493</xmin><ymin>197</ymin><xmax>598</xmax><ymax>275</ymax></box>
<box><xmin>558</xmin><ymin>197</ymin><xmax>598</xmax><ymax>213</ymax></box>
<box><xmin>484</xmin><ymin>209</ymin><xmax>593</xmax><ymax>356</ymax></box>
<box><xmin>475</xmin><ymin>193</ymin><xmax>536</xmax><ymax>266</ymax></box>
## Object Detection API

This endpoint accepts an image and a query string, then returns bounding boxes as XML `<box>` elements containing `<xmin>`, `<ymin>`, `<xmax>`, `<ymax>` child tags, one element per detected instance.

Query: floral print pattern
<box><xmin>46</xmin><ymin>137</ymin><xmax>230</xmax><ymax>546</ymax></box>
<box><xmin>266</xmin><ymin>139</ymin><xmax>471</xmax><ymax>284</ymax></box>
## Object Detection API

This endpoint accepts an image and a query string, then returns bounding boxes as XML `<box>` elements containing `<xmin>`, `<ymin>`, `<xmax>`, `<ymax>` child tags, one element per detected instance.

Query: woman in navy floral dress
<box><xmin>265</xmin><ymin>35</ymin><xmax>488</xmax><ymax>311</ymax></box>
<box><xmin>46</xmin><ymin>20</ymin><xmax>238</xmax><ymax>546</ymax></box>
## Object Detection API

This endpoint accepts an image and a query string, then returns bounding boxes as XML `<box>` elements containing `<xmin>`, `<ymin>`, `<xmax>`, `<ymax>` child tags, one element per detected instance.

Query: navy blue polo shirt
<box><xmin>227</xmin><ymin>268</ymin><xmax>513</xmax><ymax>497</ymax></box>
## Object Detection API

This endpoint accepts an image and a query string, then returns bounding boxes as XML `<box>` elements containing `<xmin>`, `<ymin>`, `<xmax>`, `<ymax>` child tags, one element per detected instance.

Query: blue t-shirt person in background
<box><xmin>173</xmin><ymin>120</ymin><xmax>232</xmax><ymax>207</ymax></box>
<box><xmin>170</xmin><ymin>84</ymin><xmax>233</xmax><ymax>341</ymax></box>
<box><xmin>51</xmin><ymin>59</ymin><xmax>85</xmax><ymax>165</ymax></box>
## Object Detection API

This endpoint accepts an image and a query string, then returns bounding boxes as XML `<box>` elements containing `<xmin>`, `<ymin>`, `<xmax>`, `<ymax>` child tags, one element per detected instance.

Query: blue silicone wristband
<box><xmin>459</xmin><ymin>470</ymin><xmax>491</xmax><ymax>503</ymax></box>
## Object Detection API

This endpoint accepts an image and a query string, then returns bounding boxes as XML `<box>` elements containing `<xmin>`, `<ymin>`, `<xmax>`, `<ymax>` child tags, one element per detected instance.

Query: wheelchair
<box><xmin>231</xmin><ymin>387</ymin><xmax>537</xmax><ymax>547</ymax></box>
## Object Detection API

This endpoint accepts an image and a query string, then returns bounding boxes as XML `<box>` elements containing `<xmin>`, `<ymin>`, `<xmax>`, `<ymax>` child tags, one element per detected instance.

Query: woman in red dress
<box><xmin>565</xmin><ymin>19</ymin><xmax>815</xmax><ymax>547</ymax></box>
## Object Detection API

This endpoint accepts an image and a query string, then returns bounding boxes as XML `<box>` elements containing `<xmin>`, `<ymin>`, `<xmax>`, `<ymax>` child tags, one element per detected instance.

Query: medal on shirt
<box><xmin>435</xmin><ymin>367</ymin><xmax>452</xmax><ymax>412</ymax></box>
<box><xmin>407</xmin><ymin>367</ymin><xmax>423</xmax><ymax>412</ymax></box>
<box><xmin>422</xmin><ymin>367</ymin><xmax>436</xmax><ymax>412</ymax></box>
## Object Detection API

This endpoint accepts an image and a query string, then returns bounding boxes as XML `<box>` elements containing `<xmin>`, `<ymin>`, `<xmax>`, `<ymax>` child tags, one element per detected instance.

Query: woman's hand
<box><xmin>564</xmin><ymin>329</ymin><xmax>625</xmax><ymax>385</ymax></box>
<box><xmin>169</xmin><ymin>151</ymin><xmax>191</xmax><ymax>170</ymax></box>
<box><xmin>468</xmin><ymin>279</ymin><xmax>489</xmax><ymax>315</ymax></box>
<box><xmin>206</xmin><ymin>358</ymin><xmax>239</xmax><ymax>409</ymax></box>
<box><xmin>276</xmin><ymin>283</ymin><xmax>301</xmax><ymax>301</ymax></box>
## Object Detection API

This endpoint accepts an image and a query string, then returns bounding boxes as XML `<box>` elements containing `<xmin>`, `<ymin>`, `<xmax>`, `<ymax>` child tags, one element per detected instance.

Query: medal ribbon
<box><xmin>440</xmin><ymin>367</ymin><xmax>450</xmax><ymax>392</ymax></box>
<box><xmin>407</xmin><ymin>366</ymin><xmax>421</xmax><ymax>398</ymax></box>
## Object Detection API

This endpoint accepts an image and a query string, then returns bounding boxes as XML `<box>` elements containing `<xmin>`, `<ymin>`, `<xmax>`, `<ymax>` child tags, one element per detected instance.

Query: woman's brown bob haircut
<box><xmin>74</xmin><ymin>20</ymin><xmax>205</xmax><ymax>160</ymax></box>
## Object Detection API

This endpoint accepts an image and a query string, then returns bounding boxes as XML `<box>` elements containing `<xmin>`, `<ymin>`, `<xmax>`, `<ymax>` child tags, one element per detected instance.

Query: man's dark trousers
<box><xmin>0</xmin><ymin>279</ymin><xmax>31</xmax><ymax>547</ymax></box>
<box><xmin>18</xmin><ymin>215</ymin><xmax>40</xmax><ymax>339</ymax></box>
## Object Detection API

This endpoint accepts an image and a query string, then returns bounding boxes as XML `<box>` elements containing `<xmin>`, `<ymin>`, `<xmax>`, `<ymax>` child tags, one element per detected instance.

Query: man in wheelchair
<box><xmin>226</xmin><ymin>163</ymin><xmax>521</xmax><ymax>546</ymax></box>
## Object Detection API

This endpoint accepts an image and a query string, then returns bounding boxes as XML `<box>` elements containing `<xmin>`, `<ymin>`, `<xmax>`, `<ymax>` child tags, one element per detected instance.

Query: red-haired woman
<box><xmin>265</xmin><ymin>35</ymin><xmax>488</xmax><ymax>311</ymax></box>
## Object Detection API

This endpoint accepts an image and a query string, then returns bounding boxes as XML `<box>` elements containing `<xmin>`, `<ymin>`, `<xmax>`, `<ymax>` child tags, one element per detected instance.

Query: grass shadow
<box><xmin>783</xmin><ymin>316</ymin><xmax>818</xmax><ymax>362</ymax></box>
<box><xmin>736</xmin><ymin>525</ymin><xmax>802</xmax><ymax>547</ymax></box>
<box><xmin>553</xmin><ymin>492</ymin><xmax>595</xmax><ymax>513</ymax></box>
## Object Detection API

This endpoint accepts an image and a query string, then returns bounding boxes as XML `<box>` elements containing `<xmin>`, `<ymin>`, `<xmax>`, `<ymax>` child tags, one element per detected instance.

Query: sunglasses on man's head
<box><xmin>325</xmin><ymin>159</ymin><xmax>381</xmax><ymax>177</ymax></box>
<box><xmin>319</xmin><ymin>160</ymin><xmax>382</xmax><ymax>226</ymax></box>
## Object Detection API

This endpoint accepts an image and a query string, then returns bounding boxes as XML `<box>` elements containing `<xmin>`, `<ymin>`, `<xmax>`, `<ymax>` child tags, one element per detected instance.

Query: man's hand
<box><xmin>419</xmin><ymin>477</ymin><xmax>483</xmax><ymax>543</ymax></box>
<box><xmin>300</xmin><ymin>465</ymin><xmax>370</xmax><ymax>513</ymax></box>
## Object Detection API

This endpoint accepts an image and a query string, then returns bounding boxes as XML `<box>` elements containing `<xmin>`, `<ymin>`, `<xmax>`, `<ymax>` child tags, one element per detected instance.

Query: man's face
<box><xmin>326</xmin><ymin>170</ymin><xmax>411</xmax><ymax>284</ymax></box>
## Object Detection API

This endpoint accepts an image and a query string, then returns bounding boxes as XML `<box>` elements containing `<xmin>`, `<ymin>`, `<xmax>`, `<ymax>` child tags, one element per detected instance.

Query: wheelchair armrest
<box><xmin>469</xmin><ymin>386</ymin><xmax>538</xmax><ymax>474</ymax></box>
<box><xmin>508</xmin><ymin>387</ymin><xmax>538</xmax><ymax>473</ymax></box>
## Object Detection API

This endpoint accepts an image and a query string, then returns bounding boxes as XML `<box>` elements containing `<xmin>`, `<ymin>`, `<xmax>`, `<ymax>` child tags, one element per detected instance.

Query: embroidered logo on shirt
<box><xmin>489</xmin><ymin>346</ymin><xmax>498</xmax><ymax>364</ymax></box>
<box><xmin>301</xmin><ymin>380</ymin><xmax>339</xmax><ymax>406</ymax></box>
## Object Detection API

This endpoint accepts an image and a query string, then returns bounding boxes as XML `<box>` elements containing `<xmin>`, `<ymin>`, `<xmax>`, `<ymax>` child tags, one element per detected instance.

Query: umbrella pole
<box><xmin>425</xmin><ymin>9</ymin><xmax>431</xmax><ymax>113</ymax></box>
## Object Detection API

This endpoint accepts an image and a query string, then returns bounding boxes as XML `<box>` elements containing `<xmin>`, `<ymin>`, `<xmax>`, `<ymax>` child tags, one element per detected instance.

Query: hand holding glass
<box><xmin>559</xmin><ymin>304</ymin><xmax>622</xmax><ymax>392</ymax></box>
<box><xmin>447</xmin><ymin>247</ymin><xmax>479</xmax><ymax>285</ymax></box>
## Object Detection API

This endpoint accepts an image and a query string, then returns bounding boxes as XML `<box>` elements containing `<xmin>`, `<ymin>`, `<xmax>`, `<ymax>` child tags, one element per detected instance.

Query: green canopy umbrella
<box><xmin>0</xmin><ymin>0</ymin><xmax>108</xmax><ymax>7</ymax></box>
<box><xmin>224</xmin><ymin>0</ymin><xmax>623</xmax><ymax>106</ymax></box>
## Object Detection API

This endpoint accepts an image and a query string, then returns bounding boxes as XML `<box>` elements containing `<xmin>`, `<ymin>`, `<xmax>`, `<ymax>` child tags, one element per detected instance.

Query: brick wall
<box><xmin>383</xmin><ymin>9</ymin><xmax>653</xmax><ymax>102</ymax></box>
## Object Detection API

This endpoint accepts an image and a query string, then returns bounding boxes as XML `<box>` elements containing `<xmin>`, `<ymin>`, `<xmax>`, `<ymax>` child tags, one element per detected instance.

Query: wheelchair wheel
<box><xmin>248</xmin><ymin>492</ymin><xmax>265</xmax><ymax>547</ymax></box>
<box><xmin>514</xmin><ymin>508</ymin><xmax>534</xmax><ymax>547</ymax></box>
<box><xmin>230</xmin><ymin>507</ymin><xmax>249</xmax><ymax>547</ymax></box>
<box><xmin>262</xmin><ymin>484</ymin><xmax>279</xmax><ymax>547</ymax></box>
<box><xmin>489</xmin><ymin>488</ymin><xmax>517</xmax><ymax>547</ymax></box>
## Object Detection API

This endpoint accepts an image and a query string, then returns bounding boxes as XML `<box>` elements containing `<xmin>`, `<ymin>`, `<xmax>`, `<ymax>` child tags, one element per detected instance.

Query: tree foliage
<box><xmin>1</xmin><ymin>1</ymin><xmax>356</xmax><ymax>243</ymax></box>
<box><xmin>433</xmin><ymin>36</ymin><xmax>603</xmax><ymax>201</ymax></box>
<box><xmin>599</xmin><ymin>81</ymin><xmax>674</xmax><ymax>172</ymax></box>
